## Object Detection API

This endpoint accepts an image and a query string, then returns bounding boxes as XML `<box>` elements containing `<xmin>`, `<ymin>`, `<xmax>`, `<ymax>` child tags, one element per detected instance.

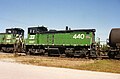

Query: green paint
<box><xmin>27</xmin><ymin>31</ymin><xmax>95</xmax><ymax>46</ymax></box>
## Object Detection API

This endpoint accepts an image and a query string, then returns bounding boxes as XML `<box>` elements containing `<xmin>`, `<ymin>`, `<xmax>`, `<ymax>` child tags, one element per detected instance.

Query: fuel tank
<box><xmin>109</xmin><ymin>28</ymin><xmax>120</xmax><ymax>47</ymax></box>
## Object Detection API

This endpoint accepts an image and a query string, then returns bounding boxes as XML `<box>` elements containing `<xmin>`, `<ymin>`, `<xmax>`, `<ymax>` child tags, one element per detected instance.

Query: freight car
<box><xmin>26</xmin><ymin>26</ymin><xmax>98</xmax><ymax>58</ymax></box>
<box><xmin>0</xmin><ymin>28</ymin><xmax>24</xmax><ymax>52</ymax></box>
<box><xmin>107</xmin><ymin>28</ymin><xmax>120</xmax><ymax>59</ymax></box>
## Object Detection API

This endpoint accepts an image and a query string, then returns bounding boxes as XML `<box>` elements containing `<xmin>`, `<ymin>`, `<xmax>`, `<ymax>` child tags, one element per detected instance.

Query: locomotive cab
<box><xmin>6</xmin><ymin>28</ymin><xmax>24</xmax><ymax>37</ymax></box>
<box><xmin>28</xmin><ymin>26</ymin><xmax>48</xmax><ymax>34</ymax></box>
<box><xmin>26</xmin><ymin>26</ymin><xmax>48</xmax><ymax>55</ymax></box>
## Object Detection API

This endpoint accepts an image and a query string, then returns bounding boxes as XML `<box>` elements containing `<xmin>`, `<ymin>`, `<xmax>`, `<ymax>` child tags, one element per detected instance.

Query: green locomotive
<box><xmin>0</xmin><ymin>28</ymin><xmax>24</xmax><ymax>52</ymax></box>
<box><xmin>26</xmin><ymin>26</ymin><xmax>97</xmax><ymax>57</ymax></box>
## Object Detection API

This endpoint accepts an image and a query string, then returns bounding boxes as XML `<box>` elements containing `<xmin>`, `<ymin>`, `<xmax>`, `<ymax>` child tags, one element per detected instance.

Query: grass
<box><xmin>16</xmin><ymin>56</ymin><xmax>95</xmax><ymax>68</ymax></box>
<box><xmin>0</xmin><ymin>53</ymin><xmax>120</xmax><ymax>74</ymax></box>
<box><xmin>79</xmin><ymin>60</ymin><xmax>120</xmax><ymax>73</ymax></box>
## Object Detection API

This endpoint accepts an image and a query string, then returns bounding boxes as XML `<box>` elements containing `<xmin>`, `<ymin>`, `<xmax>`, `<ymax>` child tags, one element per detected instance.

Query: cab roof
<box><xmin>6</xmin><ymin>28</ymin><xmax>24</xmax><ymax>31</ymax></box>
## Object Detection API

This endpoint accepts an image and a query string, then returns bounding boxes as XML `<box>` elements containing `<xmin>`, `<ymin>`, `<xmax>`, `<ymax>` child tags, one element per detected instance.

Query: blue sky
<box><xmin>0</xmin><ymin>0</ymin><xmax>120</xmax><ymax>42</ymax></box>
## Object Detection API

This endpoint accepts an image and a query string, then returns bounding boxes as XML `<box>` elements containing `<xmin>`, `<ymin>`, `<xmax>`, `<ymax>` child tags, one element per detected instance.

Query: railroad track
<box><xmin>0</xmin><ymin>51</ymin><xmax>120</xmax><ymax>60</ymax></box>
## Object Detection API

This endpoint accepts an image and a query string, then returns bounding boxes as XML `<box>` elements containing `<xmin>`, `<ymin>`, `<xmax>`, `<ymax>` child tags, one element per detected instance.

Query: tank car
<box><xmin>108</xmin><ymin>28</ymin><xmax>120</xmax><ymax>58</ymax></box>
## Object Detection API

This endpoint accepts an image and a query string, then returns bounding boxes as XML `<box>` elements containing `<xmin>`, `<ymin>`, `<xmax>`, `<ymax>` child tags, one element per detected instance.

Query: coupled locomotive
<box><xmin>0</xmin><ymin>28</ymin><xmax>24</xmax><ymax>53</ymax></box>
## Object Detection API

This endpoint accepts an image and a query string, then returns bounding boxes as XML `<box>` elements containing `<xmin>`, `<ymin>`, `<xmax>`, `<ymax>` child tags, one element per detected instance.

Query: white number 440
<box><xmin>73</xmin><ymin>34</ymin><xmax>85</xmax><ymax>39</ymax></box>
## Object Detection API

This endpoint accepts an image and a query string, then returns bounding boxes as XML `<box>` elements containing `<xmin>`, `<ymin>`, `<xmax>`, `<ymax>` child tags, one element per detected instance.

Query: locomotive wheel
<box><xmin>79</xmin><ymin>54</ymin><xmax>86</xmax><ymax>58</ymax></box>
<box><xmin>65</xmin><ymin>53</ymin><xmax>70</xmax><ymax>57</ymax></box>
<box><xmin>26</xmin><ymin>51</ymin><xmax>31</xmax><ymax>55</ymax></box>
<box><xmin>108</xmin><ymin>51</ymin><xmax>115</xmax><ymax>59</ymax></box>
<box><xmin>65</xmin><ymin>53</ymin><xmax>73</xmax><ymax>57</ymax></box>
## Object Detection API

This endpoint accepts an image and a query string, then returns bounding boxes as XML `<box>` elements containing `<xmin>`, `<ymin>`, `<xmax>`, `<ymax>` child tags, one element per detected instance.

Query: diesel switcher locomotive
<box><xmin>26</xmin><ymin>26</ymin><xmax>97</xmax><ymax>57</ymax></box>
